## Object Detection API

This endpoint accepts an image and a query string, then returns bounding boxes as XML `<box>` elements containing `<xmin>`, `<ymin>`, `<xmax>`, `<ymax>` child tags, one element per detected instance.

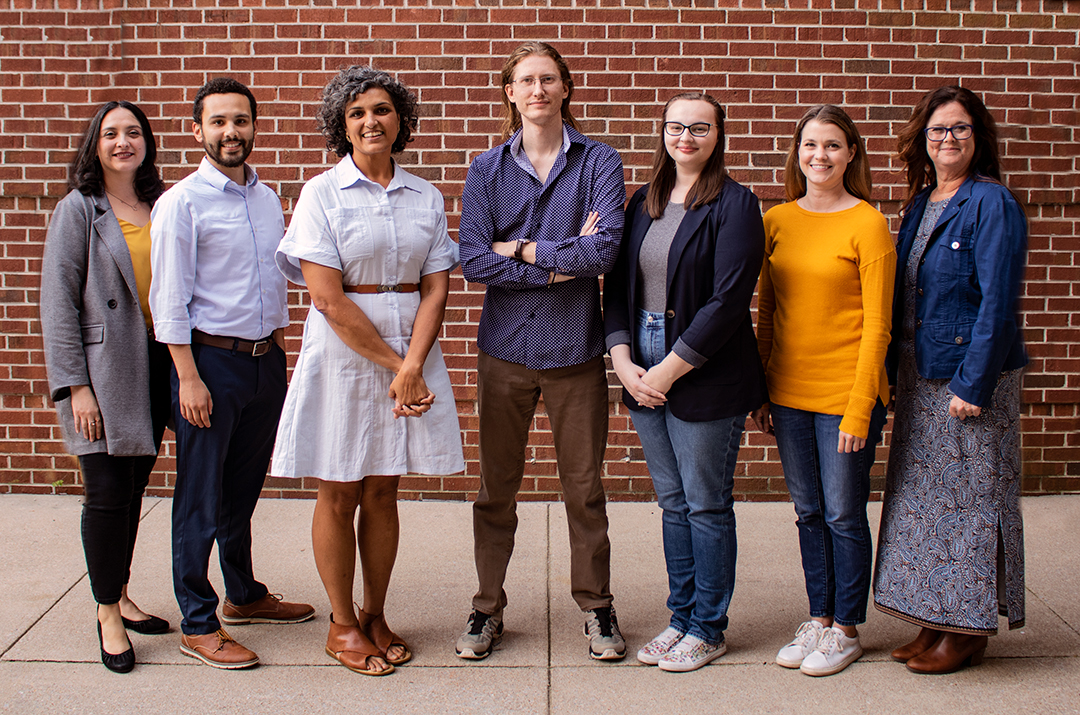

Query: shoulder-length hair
<box><xmin>896</xmin><ymin>85</ymin><xmax>1004</xmax><ymax>211</ymax></box>
<box><xmin>318</xmin><ymin>66</ymin><xmax>420</xmax><ymax>157</ymax></box>
<box><xmin>68</xmin><ymin>101</ymin><xmax>164</xmax><ymax>205</ymax></box>
<box><xmin>498</xmin><ymin>41</ymin><xmax>580</xmax><ymax>140</ymax></box>
<box><xmin>644</xmin><ymin>93</ymin><xmax>727</xmax><ymax>219</ymax></box>
<box><xmin>783</xmin><ymin>104</ymin><xmax>872</xmax><ymax>203</ymax></box>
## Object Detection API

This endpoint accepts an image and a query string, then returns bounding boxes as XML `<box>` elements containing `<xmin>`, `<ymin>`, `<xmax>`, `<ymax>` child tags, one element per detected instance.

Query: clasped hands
<box><xmin>389</xmin><ymin>363</ymin><xmax>434</xmax><ymax>419</ymax></box>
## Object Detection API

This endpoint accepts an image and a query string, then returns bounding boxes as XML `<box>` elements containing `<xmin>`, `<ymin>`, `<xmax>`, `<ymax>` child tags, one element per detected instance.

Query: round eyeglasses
<box><xmin>663</xmin><ymin>122</ymin><xmax>713</xmax><ymax>137</ymax></box>
<box><xmin>511</xmin><ymin>75</ymin><xmax>561</xmax><ymax>88</ymax></box>
<box><xmin>924</xmin><ymin>124</ymin><xmax>973</xmax><ymax>142</ymax></box>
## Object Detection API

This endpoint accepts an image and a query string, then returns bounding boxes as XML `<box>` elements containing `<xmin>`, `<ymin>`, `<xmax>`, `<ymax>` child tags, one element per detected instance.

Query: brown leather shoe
<box><xmin>905</xmin><ymin>632</ymin><xmax>988</xmax><ymax>675</ymax></box>
<box><xmin>221</xmin><ymin>593</ymin><xmax>315</xmax><ymax>625</ymax></box>
<box><xmin>326</xmin><ymin>616</ymin><xmax>393</xmax><ymax>676</ymax></box>
<box><xmin>891</xmin><ymin>627</ymin><xmax>942</xmax><ymax>662</ymax></box>
<box><xmin>180</xmin><ymin>629</ymin><xmax>259</xmax><ymax>669</ymax></box>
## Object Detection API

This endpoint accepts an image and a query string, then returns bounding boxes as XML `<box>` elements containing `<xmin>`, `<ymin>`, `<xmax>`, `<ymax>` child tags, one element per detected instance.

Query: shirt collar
<box><xmin>334</xmin><ymin>155</ymin><xmax>421</xmax><ymax>194</ymax></box>
<box><xmin>197</xmin><ymin>156</ymin><xmax>258</xmax><ymax>191</ymax></box>
<box><xmin>509</xmin><ymin>123</ymin><xmax>573</xmax><ymax>161</ymax></box>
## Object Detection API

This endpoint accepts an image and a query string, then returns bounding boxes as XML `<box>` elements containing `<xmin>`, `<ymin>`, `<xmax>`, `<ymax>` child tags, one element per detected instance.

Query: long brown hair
<box><xmin>498</xmin><ymin>41</ymin><xmax>580</xmax><ymax>140</ymax></box>
<box><xmin>644</xmin><ymin>93</ymin><xmax>727</xmax><ymax>219</ymax></box>
<box><xmin>896</xmin><ymin>85</ymin><xmax>1003</xmax><ymax>211</ymax></box>
<box><xmin>783</xmin><ymin>105</ymin><xmax>872</xmax><ymax>203</ymax></box>
<box><xmin>69</xmin><ymin>101</ymin><xmax>164</xmax><ymax>205</ymax></box>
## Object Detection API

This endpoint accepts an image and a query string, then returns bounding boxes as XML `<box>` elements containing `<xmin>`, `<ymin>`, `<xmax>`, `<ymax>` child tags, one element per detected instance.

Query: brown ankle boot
<box><xmin>905</xmin><ymin>632</ymin><xmax>988</xmax><ymax>674</ymax></box>
<box><xmin>890</xmin><ymin>627</ymin><xmax>941</xmax><ymax>662</ymax></box>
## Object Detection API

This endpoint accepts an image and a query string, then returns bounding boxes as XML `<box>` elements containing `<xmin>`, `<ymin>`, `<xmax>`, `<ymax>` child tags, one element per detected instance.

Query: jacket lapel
<box><xmin>666</xmin><ymin>202</ymin><xmax>710</xmax><ymax>291</ymax></box>
<box><xmin>91</xmin><ymin>194</ymin><xmax>140</xmax><ymax>303</ymax></box>
<box><xmin>927</xmin><ymin>174</ymin><xmax>976</xmax><ymax>242</ymax></box>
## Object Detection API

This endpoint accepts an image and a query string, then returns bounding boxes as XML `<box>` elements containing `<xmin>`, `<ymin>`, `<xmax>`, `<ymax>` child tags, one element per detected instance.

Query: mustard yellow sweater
<box><xmin>758</xmin><ymin>200</ymin><xmax>896</xmax><ymax>439</ymax></box>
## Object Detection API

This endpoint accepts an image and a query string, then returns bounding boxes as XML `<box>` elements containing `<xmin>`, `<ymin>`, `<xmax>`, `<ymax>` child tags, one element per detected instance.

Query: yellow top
<box><xmin>758</xmin><ymin>200</ymin><xmax>896</xmax><ymax>439</ymax></box>
<box><xmin>118</xmin><ymin>218</ymin><xmax>153</xmax><ymax>328</ymax></box>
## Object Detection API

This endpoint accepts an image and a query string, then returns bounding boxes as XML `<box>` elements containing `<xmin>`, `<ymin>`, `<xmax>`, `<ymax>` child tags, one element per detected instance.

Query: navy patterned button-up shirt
<box><xmin>459</xmin><ymin>124</ymin><xmax>626</xmax><ymax>370</ymax></box>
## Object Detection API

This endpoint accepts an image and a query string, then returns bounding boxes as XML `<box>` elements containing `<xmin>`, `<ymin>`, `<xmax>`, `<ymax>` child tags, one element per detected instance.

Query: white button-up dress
<box><xmin>270</xmin><ymin>157</ymin><xmax>465</xmax><ymax>481</ymax></box>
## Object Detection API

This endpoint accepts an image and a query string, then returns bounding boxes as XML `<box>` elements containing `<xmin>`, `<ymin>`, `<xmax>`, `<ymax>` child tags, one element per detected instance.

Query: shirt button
<box><xmin>107</xmin><ymin>299</ymin><xmax>117</xmax><ymax>309</ymax></box>
<box><xmin>917</xmin><ymin>288</ymin><xmax>924</xmax><ymax>296</ymax></box>
<box><xmin>951</xmin><ymin>241</ymin><xmax>960</xmax><ymax>249</ymax></box>
<box><xmin>955</xmin><ymin>336</ymin><xmax>964</xmax><ymax>344</ymax></box>
<box><xmin>665</xmin><ymin>310</ymin><xmax>675</xmax><ymax>319</ymax></box>
<box><xmin>915</xmin><ymin>319</ymin><xmax>922</xmax><ymax>327</ymax></box>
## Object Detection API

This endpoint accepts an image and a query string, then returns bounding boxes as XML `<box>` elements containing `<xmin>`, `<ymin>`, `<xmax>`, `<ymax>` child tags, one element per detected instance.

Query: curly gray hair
<box><xmin>317</xmin><ymin>66</ymin><xmax>419</xmax><ymax>157</ymax></box>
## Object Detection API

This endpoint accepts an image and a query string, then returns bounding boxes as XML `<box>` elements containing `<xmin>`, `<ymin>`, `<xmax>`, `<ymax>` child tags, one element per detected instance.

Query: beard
<box><xmin>202</xmin><ymin>134</ymin><xmax>254</xmax><ymax>168</ymax></box>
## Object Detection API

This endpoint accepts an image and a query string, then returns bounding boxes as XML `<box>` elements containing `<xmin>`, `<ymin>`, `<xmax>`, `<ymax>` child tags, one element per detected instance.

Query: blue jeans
<box><xmin>629</xmin><ymin>310</ymin><xmax>744</xmax><ymax>645</ymax></box>
<box><xmin>770</xmin><ymin>400</ymin><xmax>887</xmax><ymax>626</ymax></box>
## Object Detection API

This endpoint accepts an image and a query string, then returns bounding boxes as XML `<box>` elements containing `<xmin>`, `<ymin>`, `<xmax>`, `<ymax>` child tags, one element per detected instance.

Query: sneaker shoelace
<box><xmin>590</xmin><ymin>608</ymin><xmax>615</xmax><ymax>637</ymax></box>
<box><xmin>814</xmin><ymin>627</ymin><xmax>842</xmax><ymax>655</ymax></box>
<box><xmin>467</xmin><ymin>612</ymin><xmax>492</xmax><ymax>636</ymax></box>
<box><xmin>791</xmin><ymin>621</ymin><xmax>821</xmax><ymax>649</ymax></box>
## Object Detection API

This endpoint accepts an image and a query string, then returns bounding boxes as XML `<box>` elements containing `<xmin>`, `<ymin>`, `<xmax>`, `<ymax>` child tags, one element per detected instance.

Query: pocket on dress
<box><xmin>326</xmin><ymin>208</ymin><xmax>376</xmax><ymax>262</ymax></box>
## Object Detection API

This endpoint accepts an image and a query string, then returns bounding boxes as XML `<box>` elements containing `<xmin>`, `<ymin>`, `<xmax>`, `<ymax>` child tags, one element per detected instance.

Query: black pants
<box><xmin>79</xmin><ymin>339</ymin><xmax>172</xmax><ymax>605</ymax></box>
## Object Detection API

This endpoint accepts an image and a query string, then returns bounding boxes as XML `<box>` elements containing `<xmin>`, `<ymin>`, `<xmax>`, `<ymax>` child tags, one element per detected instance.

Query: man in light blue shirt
<box><xmin>150</xmin><ymin>78</ymin><xmax>313</xmax><ymax>670</ymax></box>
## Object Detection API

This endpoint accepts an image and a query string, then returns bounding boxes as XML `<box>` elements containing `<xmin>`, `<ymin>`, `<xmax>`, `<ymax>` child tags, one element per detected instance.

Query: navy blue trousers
<box><xmin>170</xmin><ymin>341</ymin><xmax>287</xmax><ymax>635</ymax></box>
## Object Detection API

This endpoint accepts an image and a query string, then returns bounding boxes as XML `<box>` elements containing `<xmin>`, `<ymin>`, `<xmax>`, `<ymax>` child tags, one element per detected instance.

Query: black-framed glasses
<box><xmin>924</xmin><ymin>124</ymin><xmax>973</xmax><ymax>142</ymax></box>
<box><xmin>663</xmin><ymin>121</ymin><xmax>713</xmax><ymax>137</ymax></box>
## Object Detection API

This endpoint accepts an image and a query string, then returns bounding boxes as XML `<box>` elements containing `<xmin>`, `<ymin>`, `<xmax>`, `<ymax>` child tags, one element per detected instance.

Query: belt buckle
<box><xmin>376</xmin><ymin>284</ymin><xmax>401</xmax><ymax>293</ymax></box>
<box><xmin>251</xmin><ymin>339</ymin><xmax>271</xmax><ymax>357</ymax></box>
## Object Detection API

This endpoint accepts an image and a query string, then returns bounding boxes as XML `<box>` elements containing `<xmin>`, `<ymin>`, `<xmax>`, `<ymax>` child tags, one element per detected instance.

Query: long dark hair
<box><xmin>783</xmin><ymin>105</ymin><xmax>872</xmax><ymax>203</ymax></box>
<box><xmin>499</xmin><ymin>41</ymin><xmax>580</xmax><ymax>140</ymax></box>
<box><xmin>644</xmin><ymin>93</ymin><xmax>727</xmax><ymax>219</ymax></box>
<box><xmin>896</xmin><ymin>85</ymin><xmax>1004</xmax><ymax>211</ymax></box>
<box><xmin>69</xmin><ymin>101</ymin><xmax>164</xmax><ymax>204</ymax></box>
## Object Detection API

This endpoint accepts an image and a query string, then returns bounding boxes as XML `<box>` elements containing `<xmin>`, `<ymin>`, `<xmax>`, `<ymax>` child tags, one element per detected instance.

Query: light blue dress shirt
<box><xmin>149</xmin><ymin>158</ymin><xmax>289</xmax><ymax>345</ymax></box>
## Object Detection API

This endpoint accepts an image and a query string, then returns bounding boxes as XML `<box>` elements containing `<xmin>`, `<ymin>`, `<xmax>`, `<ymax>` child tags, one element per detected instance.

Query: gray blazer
<box><xmin>40</xmin><ymin>190</ymin><xmax>156</xmax><ymax>456</ymax></box>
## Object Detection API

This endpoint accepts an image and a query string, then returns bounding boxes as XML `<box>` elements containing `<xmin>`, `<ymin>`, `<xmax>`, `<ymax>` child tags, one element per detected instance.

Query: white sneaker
<box><xmin>637</xmin><ymin>626</ymin><xmax>685</xmax><ymax>665</ymax></box>
<box><xmin>775</xmin><ymin>620</ymin><xmax>825</xmax><ymax>668</ymax></box>
<box><xmin>799</xmin><ymin>626</ymin><xmax>863</xmax><ymax>676</ymax></box>
<box><xmin>657</xmin><ymin>634</ymin><xmax>727</xmax><ymax>672</ymax></box>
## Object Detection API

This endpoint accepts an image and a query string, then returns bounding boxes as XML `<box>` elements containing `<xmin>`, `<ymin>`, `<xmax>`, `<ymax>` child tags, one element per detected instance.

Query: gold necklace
<box><xmin>104</xmin><ymin>189</ymin><xmax>143</xmax><ymax>212</ymax></box>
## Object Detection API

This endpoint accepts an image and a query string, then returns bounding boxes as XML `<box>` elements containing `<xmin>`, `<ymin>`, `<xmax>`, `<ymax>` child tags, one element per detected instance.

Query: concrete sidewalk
<box><xmin>1</xmin><ymin>493</ymin><xmax>1077</xmax><ymax>714</ymax></box>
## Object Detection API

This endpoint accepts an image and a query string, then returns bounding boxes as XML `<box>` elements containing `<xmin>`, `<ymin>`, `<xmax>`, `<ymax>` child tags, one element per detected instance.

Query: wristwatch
<box><xmin>514</xmin><ymin>239</ymin><xmax>529</xmax><ymax>260</ymax></box>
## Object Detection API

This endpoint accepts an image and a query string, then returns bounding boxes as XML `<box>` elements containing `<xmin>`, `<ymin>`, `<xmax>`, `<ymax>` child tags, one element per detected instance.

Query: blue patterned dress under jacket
<box><xmin>874</xmin><ymin>176</ymin><xmax>1027</xmax><ymax>635</ymax></box>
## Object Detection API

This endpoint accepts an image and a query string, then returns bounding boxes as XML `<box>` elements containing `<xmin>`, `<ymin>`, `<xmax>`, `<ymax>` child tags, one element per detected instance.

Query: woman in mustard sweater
<box><xmin>752</xmin><ymin>105</ymin><xmax>896</xmax><ymax>677</ymax></box>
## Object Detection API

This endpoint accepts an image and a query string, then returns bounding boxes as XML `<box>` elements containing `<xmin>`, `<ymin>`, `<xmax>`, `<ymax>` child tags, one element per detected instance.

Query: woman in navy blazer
<box><xmin>40</xmin><ymin>101</ymin><xmax>172</xmax><ymax>673</ymax></box>
<box><xmin>603</xmin><ymin>93</ymin><xmax>766</xmax><ymax>672</ymax></box>
<box><xmin>873</xmin><ymin>86</ymin><xmax>1028</xmax><ymax>675</ymax></box>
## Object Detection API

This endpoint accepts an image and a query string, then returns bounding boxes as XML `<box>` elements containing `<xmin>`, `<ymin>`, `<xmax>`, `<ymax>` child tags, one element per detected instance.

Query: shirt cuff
<box><xmin>532</xmin><ymin>241</ymin><xmax>557</xmax><ymax>272</ymax></box>
<box><xmin>152</xmin><ymin>320</ymin><xmax>193</xmax><ymax>345</ymax></box>
<box><xmin>673</xmin><ymin>337</ymin><xmax>707</xmax><ymax>369</ymax></box>
<box><xmin>606</xmin><ymin>330</ymin><xmax>631</xmax><ymax>352</ymax></box>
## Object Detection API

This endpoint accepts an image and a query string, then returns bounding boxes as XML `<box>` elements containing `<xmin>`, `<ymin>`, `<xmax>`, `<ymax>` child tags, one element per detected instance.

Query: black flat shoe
<box><xmin>123</xmin><ymin>614</ymin><xmax>170</xmax><ymax>634</ymax></box>
<box><xmin>98</xmin><ymin>621</ymin><xmax>135</xmax><ymax>673</ymax></box>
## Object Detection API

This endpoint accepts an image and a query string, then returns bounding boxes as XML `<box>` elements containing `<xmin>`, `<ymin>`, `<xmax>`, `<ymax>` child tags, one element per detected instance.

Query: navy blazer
<box><xmin>603</xmin><ymin>178</ymin><xmax>768</xmax><ymax>422</ymax></box>
<box><xmin>887</xmin><ymin>174</ymin><xmax>1028</xmax><ymax>407</ymax></box>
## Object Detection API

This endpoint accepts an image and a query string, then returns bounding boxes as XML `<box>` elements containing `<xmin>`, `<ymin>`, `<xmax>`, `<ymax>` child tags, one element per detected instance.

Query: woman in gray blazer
<box><xmin>40</xmin><ymin>101</ymin><xmax>171</xmax><ymax>673</ymax></box>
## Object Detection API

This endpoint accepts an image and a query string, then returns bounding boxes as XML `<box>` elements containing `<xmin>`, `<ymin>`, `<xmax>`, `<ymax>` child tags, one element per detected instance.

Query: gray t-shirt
<box><xmin>637</xmin><ymin>201</ymin><xmax>686</xmax><ymax>312</ymax></box>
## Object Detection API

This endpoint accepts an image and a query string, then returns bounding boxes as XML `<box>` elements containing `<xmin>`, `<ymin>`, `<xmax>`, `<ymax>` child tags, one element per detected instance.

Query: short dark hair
<box><xmin>897</xmin><ymin>85</ymin><xmax>1004</xmax><ymax>210</ymax></box>
<box><xmin>193</xmin><ymin>77</ymin><xmax>258</xmax><ymax>125</ymax></box>
<box><xmin>317</xmin><ymin>66</ymin><xmax>419</xmax><ymax>157</ymax></box>
<box><xmin>69</xmin><ymin>101</ymin><xmax>165</xmax><ymax>205</ymax></box>
<box><xmin>644</xmin><ymin>92</ymin><xmax>727</xmax><ymax>219</ymax></box>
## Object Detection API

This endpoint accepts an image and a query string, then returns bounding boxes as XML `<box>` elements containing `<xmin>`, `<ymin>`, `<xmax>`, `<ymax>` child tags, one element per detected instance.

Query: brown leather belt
<box><xmin>343</xmin><ymin>283</ymin><xmax>419</xmax><ymax>294</ymax></box>
<box><xmin>191</xmin><ymin>329</ymin><xmax>274</xmax><ymax>357</ymax></box>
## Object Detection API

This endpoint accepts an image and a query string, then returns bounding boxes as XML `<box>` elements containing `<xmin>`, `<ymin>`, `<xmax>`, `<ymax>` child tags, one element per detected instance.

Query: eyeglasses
<box><xmin>511</xmin><ymin>75</ymin><xmax>561</xmax><ymax>88</ymax></box>
<box><xmin>663</xmin><ymin>122</ymin><xmax>713</xmax><ymax>137</ymax></box>
<box><xmin>924</xmin><ymin>124</ymin><xmax>974</xmax><ymax>142</ymax></box>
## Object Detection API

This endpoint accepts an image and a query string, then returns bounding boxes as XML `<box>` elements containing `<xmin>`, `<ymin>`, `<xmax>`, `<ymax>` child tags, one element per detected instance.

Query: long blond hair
<box><xmin>498</xmin><ymin>41</ymin><xmax>580</xmax><ymax>140</ymax></box>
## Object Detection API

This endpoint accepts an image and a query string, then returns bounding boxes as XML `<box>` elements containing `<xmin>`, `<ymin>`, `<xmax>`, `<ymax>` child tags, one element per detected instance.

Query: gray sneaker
<box><xmin>455</xmin><ymin>610</ymin><xmax>503</xmax><ymax>660</ymax></box>
<box><xmin>584</xmin><ymin>606</ymin><xmax>626</xmax><ymax>660</ymax></box>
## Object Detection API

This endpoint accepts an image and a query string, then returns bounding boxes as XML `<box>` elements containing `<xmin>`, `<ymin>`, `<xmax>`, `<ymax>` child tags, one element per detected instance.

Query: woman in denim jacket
<box><xmin>873</xmin><ymin>86</ymin><xmax>1028</xmax><ymax>675</ymax></box>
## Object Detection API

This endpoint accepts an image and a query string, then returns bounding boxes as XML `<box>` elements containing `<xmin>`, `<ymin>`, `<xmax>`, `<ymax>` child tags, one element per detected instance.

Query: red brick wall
<box><xmin>2</xmin><ymin>0</ymin><xmax>1077</xmax><ymax>501</ymax></box>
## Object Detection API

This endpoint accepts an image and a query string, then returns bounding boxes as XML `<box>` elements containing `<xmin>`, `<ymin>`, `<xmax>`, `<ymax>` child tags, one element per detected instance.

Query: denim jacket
<box><xmin>886</xmin><ymin>174</ymin><xmax>1028</xmax><ymax>407</ymax></box>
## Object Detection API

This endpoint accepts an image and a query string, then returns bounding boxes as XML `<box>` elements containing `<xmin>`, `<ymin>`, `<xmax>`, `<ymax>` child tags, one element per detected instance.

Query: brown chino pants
<box><xmin>472</xmin><ymin>350</ymin><xmax>613</xmax><ymax>615</ymax></box>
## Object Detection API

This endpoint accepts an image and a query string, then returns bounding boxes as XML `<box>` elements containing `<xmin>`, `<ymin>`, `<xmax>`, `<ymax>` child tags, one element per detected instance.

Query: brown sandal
<box><xmin>325</xmin><ymin>615</ymin><xmax>394</xmax><ymax>676</ymax></box>
<box><xmin>361</xmin><ymin>610</ymin><xmax>412</xmax><ymax>665</ymax></box>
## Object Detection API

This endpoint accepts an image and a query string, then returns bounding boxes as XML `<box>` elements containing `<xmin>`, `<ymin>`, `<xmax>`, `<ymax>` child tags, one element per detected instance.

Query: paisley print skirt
<box><xmin>873</xmin><ymin>340</ymin><xmax>1024</xmax><ymax>634</ymax></box>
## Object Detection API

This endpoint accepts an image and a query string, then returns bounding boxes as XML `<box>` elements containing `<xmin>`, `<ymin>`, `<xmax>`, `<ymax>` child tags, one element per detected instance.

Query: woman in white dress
<box><xmin>271</xmin><ymin>66</ymin><xmax>465</xmax><ymax>676</ymax></box>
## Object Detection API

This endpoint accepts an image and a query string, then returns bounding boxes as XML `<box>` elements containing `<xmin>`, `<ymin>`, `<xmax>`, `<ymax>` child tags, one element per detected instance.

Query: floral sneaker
<box><xmin>657</xmin><ymin>634</ymin><xmax>727</xmax><ymax>672</ymax></box>
<box><xmin>637</xmin><ymin>626</ymin><xmax>685</xmax><ymax>665</ymax></box>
